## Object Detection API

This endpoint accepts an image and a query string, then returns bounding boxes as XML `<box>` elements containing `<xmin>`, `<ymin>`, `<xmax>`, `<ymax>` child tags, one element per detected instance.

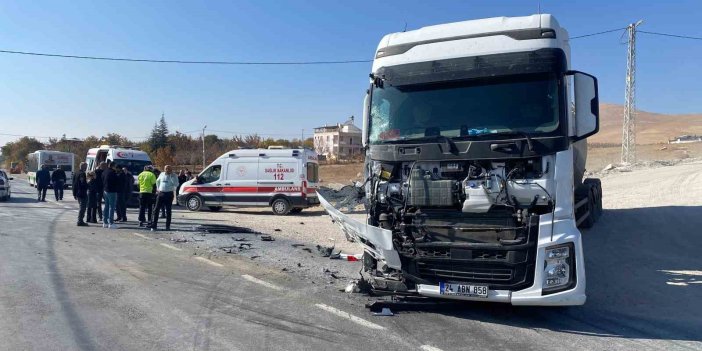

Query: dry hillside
<box><xmin>592</xmin><ymin>103</ymin><xmax>702</xmax><ymax>145</ymax></box>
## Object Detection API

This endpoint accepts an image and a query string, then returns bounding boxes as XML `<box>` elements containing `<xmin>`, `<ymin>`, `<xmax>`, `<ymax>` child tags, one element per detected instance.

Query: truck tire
<box><xmin>579</xmin><ymin>196</ymin><xmax>596</xmax><ymax>229</ymax></box>
<box><xmin>271</xmin><ymin>198</ymin><xmax>291</xmax><ymax>216</ymax></box>
<box><xmin>584</xmin><ymin>178</ymin><xmax>603</xmax><ymax>220</ymax></box>
<box><xmin>208</xmin><ymin>206</ymin><xmax>222</xmax><ymax>212</ymax></box>
<box><xmin>186</xmin><ymin>195</ymin><xmax>203</xmax><ymax>212</ymax></box>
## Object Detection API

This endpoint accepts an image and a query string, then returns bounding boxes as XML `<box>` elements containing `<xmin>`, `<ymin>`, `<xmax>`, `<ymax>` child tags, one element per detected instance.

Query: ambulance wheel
<box><xmin>208</xmin><ymin>206</ymin><xmax>222</xmax><ymax>212</ymax></box>
<box><xmin>186</xmin><ymin>195</ymin><xmax>203</xmax><ymax>211</ymax></box>
<box><xmin>290</xmin><ymin>208</ymin><xmax>303</xmax><ymax>214</ymax></box>
<box><xmin>271</xmin><ymin>198</ymin><xmax>291</xmax><ymax>216</ymax></box>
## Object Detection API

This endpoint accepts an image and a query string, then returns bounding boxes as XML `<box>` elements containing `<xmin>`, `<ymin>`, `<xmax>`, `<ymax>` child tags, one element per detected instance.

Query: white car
<box><xmin>0</xmin><ymin>169</ymin><xmax>12</xmax><ymax>201</ymax></box>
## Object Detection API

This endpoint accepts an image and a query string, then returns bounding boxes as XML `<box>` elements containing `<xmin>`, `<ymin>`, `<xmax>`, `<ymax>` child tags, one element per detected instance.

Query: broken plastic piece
<box><xmin>372</xmin><ymin>308</ymin><xmax>394</xmax><ymax>316</ymax></box>
<box><xmin>260</xmin><ymin>235</ymin><xmax>274</xmax><ymax>241</ymax></box>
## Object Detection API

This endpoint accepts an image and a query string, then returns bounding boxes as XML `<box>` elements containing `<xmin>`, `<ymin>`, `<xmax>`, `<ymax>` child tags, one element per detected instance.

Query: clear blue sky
<box><xmin>1</xmin><ymin>0</ymin><xmax>700</xmax><ymax>147</ymax></box>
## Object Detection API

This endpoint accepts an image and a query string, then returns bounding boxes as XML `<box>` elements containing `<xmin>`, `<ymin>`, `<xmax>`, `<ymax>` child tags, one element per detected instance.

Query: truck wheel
<box><xmin>584</xmin><ymin>179</ymin><xmax>603</xmax><ymax>220</ymax></box>
<box><xmin>208</xmin><ymin>206</ymin><xmax>222</xmax><ymax>212</ymax></box>
<box><xmin>186</xmin><ymin>195</ymin><xmax>203</xmax><ymax>212</ymax></box>
<box><xmin>271</xmin><ymin>198</ymin><xmax>291</xmax><ymax>216</ymax></box>
<box><xmin>290</xmin><ymin>208</ymin><xmax>303</xmax><ymax>214</ymax></box>
<box><xmin>580</xmin><ymin>196</ymin><xmax>595</xmax><ymax>229</ymax></box>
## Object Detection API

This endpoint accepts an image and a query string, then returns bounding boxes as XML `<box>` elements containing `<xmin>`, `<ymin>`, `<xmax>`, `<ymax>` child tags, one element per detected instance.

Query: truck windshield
<box><xmin>369</xmin><ymin>74</ymin><xmax>562</xmax><ymax>144</ymax></box>
<box><xmin>113</xmin><ymin>160</ymin><xmax>152</xmax><ymax>175</ymax></box>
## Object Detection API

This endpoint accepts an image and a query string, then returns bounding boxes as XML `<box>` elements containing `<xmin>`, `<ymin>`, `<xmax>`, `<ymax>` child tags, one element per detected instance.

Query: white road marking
<box><xmin>241</xmin><ymin>274</ymin><xmax>282</xmax><ymax>290</ymax></box>
<box><xmin>314</xmin><ymin>303</ymin><xmax>385</xmax><ymax>330</ymax></box>
<box><xmin>132</xmin><ymin>232</ymin><xmax>150</xmax><ymax>240</ymax></box>
<box><xmin>420</xmin><ymin>346</ymin><xmax>444</xmax><ymax>351</ymax></box>
<box><xmin>160</xmin><ymin>243</ymin><xmax>183</xmax><ymax>251</ymax></box>
<box><xmin>194</xmin><ymin>256</ymin><xmax>224</xmax><ymax>267</ymax></box>
<box><xmin>660</xmin><ymin>270</ymin><xmax>702</xmax><ymax>276</ymax></box>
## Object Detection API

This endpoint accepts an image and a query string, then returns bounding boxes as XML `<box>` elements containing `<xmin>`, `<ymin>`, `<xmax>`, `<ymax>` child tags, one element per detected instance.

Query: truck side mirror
<box><xmin>568</xmin><ymin>71</ymin><xmax>599</xmax><ymax>141</ymax></box>
<box><xmin>362</xmin><ymin>91</ymin><xmax>370</xmax><ymax>147</ymax></box>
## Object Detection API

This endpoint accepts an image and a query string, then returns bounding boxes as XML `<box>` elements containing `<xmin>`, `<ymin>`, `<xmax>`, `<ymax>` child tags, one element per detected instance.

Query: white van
<box><xmin>178</xmin><ymin>148</ymin><xmax>320</xmax><ymax>215</ymax></box>
<box><xmin>26</xmin><ymin>150</ymin><xmax>75</xmax><ymax>188</ymax></box>
<box><xmin>86</xmin><ymin>145</ymin><xmax>153</xmax><ymax>204</ymax></box>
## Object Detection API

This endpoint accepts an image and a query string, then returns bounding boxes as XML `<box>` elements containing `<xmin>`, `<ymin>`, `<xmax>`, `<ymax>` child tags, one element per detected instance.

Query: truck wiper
<box><xmin>472</xmin><ymin>131</ymin><xmax>534</xmax><ymax>152</ymax></box>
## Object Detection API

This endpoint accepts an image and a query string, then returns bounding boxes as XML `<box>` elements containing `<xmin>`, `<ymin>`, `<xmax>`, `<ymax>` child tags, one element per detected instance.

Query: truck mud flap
<box><xmin>318</xmin><ymin>193</ymin><xmax>402</xmax><ymax>269</ymax></box>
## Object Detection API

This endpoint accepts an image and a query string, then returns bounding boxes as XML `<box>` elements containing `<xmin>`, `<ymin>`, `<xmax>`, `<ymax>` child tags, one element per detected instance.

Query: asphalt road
<box><xmin>1</xmin><ymin>162</ymin><xmax>700</xmax><ymax>351</ymax></box>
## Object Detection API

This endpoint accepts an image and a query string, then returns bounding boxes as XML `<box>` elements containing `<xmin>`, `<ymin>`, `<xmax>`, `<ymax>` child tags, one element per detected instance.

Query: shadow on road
<box><xmin>382</xmin><ymin>205</ymin><xmax>702</xmax><ymax>344</ymax></box>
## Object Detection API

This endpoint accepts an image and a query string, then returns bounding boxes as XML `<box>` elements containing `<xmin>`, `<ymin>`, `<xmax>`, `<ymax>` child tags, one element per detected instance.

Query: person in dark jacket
<box><xmin>115</xmin><ymin>166</ymin><xmax>126</xmax><ymax>222</ymax></box>
<box><xmin>51</xmin><ymin>167</ymin><xmax>67</xmax><ymax>201</ymax></box>
<box><xmin>116</xmin><ymin>167</ymin><xmax>132</xmax><ymax>222</ymax></box>
<box><xmin>72</xmin><ymin>162</ymin><xmax>89</xmax><ymax>226</ymax></box>
<box><xmin>86</xmin><ymin>171</ymin><xmax>99</xmax><ymax>223</ymax></box>
<box><xmin>94</xmin><ymin>162</ymin><xmax>106</xmax><ymax>221</ymax></box>
<box><xmin>35</xmin><ymin>164</ymin><xmax>51</xmax><ymax>202</ymax></box>
<box><xmin>102</xmin><ymin>162</ymin><xmax>120</xmax><ymax>229</ymax></box>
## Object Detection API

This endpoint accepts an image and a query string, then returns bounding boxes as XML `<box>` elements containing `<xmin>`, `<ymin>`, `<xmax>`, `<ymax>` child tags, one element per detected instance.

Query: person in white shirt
<box><xmin>150</xmin><ymin>165</ymin><xmax>179</xmax><ymax>231</ymax></box>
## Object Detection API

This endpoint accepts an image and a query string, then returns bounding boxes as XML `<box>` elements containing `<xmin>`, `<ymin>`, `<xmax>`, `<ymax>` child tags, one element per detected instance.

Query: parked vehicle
<box><xmin>26</xmin><ymin>151</ymin><xmax>75</xmax><ymax>188</ymax></box>
<box><xmin>178</xmin><ymin>147</ymin><xmax>320</xmax><ymax>215</ymax></box>
<box><xmin>86</xmin><ymin>145</ymin><xmax>153</xmax><ymax>206</ymax></box>
<box><xmin>320</xmin><ymin>14</ymin><xmax>602</xmax><ymax>306</ymax></box>
<box><xmin>0</xmin><ymin>169</ymin><xmax>13</xmax><ymax>201</ymax></box>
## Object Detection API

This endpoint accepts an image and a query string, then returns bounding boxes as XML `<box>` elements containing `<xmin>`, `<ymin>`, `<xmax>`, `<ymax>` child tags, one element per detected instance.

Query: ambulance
<box><xmin>178</xmin><ymin>147</ymin><xmax>320</xmax><ymax>215</ymax></box>
<box><xmin>86</xmin><ymin>145</ymin><xmax>153</xmax><ymax>205</ymax></box>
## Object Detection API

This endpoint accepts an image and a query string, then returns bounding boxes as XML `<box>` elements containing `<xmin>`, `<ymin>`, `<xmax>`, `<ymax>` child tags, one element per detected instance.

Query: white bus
<box><xmin>26</xmin><ymin>150</ymin><xmax>75</xmax><ymax>188</ymax></box>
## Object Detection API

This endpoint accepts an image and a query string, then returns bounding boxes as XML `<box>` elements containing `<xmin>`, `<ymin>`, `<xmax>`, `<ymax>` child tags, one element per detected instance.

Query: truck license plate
<box><xmin>440</xmin><ymin>282</ymin><xmax>488</xmax><ymax>298</ymax></box>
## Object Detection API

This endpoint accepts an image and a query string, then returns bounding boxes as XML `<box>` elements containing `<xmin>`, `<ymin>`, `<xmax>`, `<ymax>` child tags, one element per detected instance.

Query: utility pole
<box><xmin>621</xmin><ymin>20</ymin><xmax>643</xmax><ymax>164</ymax></box>
<box><xmin>202</xmin><ymin>125</ymin><xmax>207</xmax><ymax>169</ymax></box>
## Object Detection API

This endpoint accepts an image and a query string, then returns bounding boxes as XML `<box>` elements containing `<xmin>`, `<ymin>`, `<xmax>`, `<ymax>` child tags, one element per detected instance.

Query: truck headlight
<box><xmin>542</xmin><ymin>243</ymin><xmax>576</xmax><ymax>294</ymax></box>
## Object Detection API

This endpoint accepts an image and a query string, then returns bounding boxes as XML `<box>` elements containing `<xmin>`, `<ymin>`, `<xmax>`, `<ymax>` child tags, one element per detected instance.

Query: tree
<box><xmin>153</xmin><ymin>147</ymin><xmax>175</xmax><ymax>168</ymax></box>
<box><xmin>102</xmin><ymin>133</ymin><xmax>131</xmax><ymax>146</ymax></box>
<box><xmin>0</xmin><ymin>137</ymin><xmax>45</xmax><ymax>165</ymax></box>
<box><xmin>148</xmin><ymin>114</ymin><xmax>169</xmax><ymax>152</ymax></box>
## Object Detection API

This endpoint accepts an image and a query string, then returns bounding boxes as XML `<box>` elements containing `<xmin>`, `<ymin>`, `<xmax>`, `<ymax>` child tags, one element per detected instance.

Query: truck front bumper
<box><xmin>416</xmin><ymin>215</ymin><xmax>587</xmax><ymax>306</ymax></box>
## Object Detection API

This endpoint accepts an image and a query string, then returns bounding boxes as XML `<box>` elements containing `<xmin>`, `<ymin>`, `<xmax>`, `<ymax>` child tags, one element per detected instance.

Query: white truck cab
<box><xmin>178</xmin><ymin>147</ymin><xmax>320</xmax><ymax>215</ymax></box>
<box><xmin>320</xmin><ymin>14</ymin><xmax>602</xmax><ymax>306</ymax></box>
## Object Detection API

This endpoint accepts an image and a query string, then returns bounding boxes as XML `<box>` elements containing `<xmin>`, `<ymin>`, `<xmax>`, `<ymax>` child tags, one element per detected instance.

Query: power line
<box><xmin>638</xmin><ymin>30</ymin><xmax>702</xmax><ymax>41</ymax></box>
<box><xmin>0</xmin><ymin>49</ymin><xmax>372</xmax><ymax>65</ymax></box>
<box><xmin>570</xmin><ymin>27</ymin><xmax>628</xmax><ymax>40</ymax></box>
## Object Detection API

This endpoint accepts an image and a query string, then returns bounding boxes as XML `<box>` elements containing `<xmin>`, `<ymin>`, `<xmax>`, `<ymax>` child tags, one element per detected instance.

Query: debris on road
<box><xmin>195</xmin><ymin>224</ymin><xmax>259</xmax><ymax>234</ymax></box>
<box><xmin>329</xmin><ymin>252</ymin><xmax>363</xmax><ymax>261</ymax></box>
<box><xmin>171</xmin><ymin>237</ymin><xmax>188</xmax><ymax>243</ymax></box>
<box><xmin>260</xmin><ymin>235</ymin><xmax>274</xmax><ymax>241</ymax></box>
<box><xmin>291</xmin><ymin>244</ymin><xmax>305</xmax><ymax>248</ymax></box>
<box><xmin>316</xmin><ymin>244</ymin><xmax>335</xmax><ymax>257</ymax></box>
<box><xmin>232</xmin><ymin>236</ymin><xmax>250</xmax><ymax>241</ymax></box>
<box><xmin>373</xmin><ymin>308</ymin><xmax>394</xmax><ymax>317</ymax></box>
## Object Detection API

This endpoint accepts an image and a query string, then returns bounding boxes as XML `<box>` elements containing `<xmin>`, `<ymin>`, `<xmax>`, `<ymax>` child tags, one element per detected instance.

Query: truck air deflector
<box><xmin>375</xmin><ymin>28</ymin><xmax>556</xmax><ymax>59</ymax></box>
<box><xmin>375</xmin><ymin>48</ymin><xmax>566</xmax><ymax>87</ymax></box>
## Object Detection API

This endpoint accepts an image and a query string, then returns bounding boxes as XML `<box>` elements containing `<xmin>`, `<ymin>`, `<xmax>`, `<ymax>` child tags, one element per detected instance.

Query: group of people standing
<box><xmin>71</xmin><ymin>161</ymin><xmax>193</xmax><ymax>231</ymax></box>
<box><xmin>33</xmin><ymin>164</ymin><xmax>68</xmax><ymax>202</ymax></box>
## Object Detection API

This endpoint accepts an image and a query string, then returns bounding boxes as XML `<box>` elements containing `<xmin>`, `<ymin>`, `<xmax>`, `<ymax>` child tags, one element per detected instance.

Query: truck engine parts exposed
<box><xmin>320</xmin><ymin>14</ymin><xmax>603</xmax><ymax>306</ymax></box>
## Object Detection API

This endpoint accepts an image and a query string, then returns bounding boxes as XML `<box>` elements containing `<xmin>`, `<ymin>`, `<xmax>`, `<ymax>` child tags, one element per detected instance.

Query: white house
<box><xmin>313</xmin><ymin>117</ymin><xmax>362</xmax><ymax>160</ymax></box>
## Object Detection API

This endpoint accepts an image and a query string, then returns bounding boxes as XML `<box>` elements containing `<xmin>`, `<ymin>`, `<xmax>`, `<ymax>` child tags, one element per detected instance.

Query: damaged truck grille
<box><xmin>405</xmin><ymin>217</ymin><xmax>539</xmax><ymax>290</ymax></box>
<box><xmin>416</xmin><ymin>262</ymin><xmax>513</xmax><ymax>282</ymax></box>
